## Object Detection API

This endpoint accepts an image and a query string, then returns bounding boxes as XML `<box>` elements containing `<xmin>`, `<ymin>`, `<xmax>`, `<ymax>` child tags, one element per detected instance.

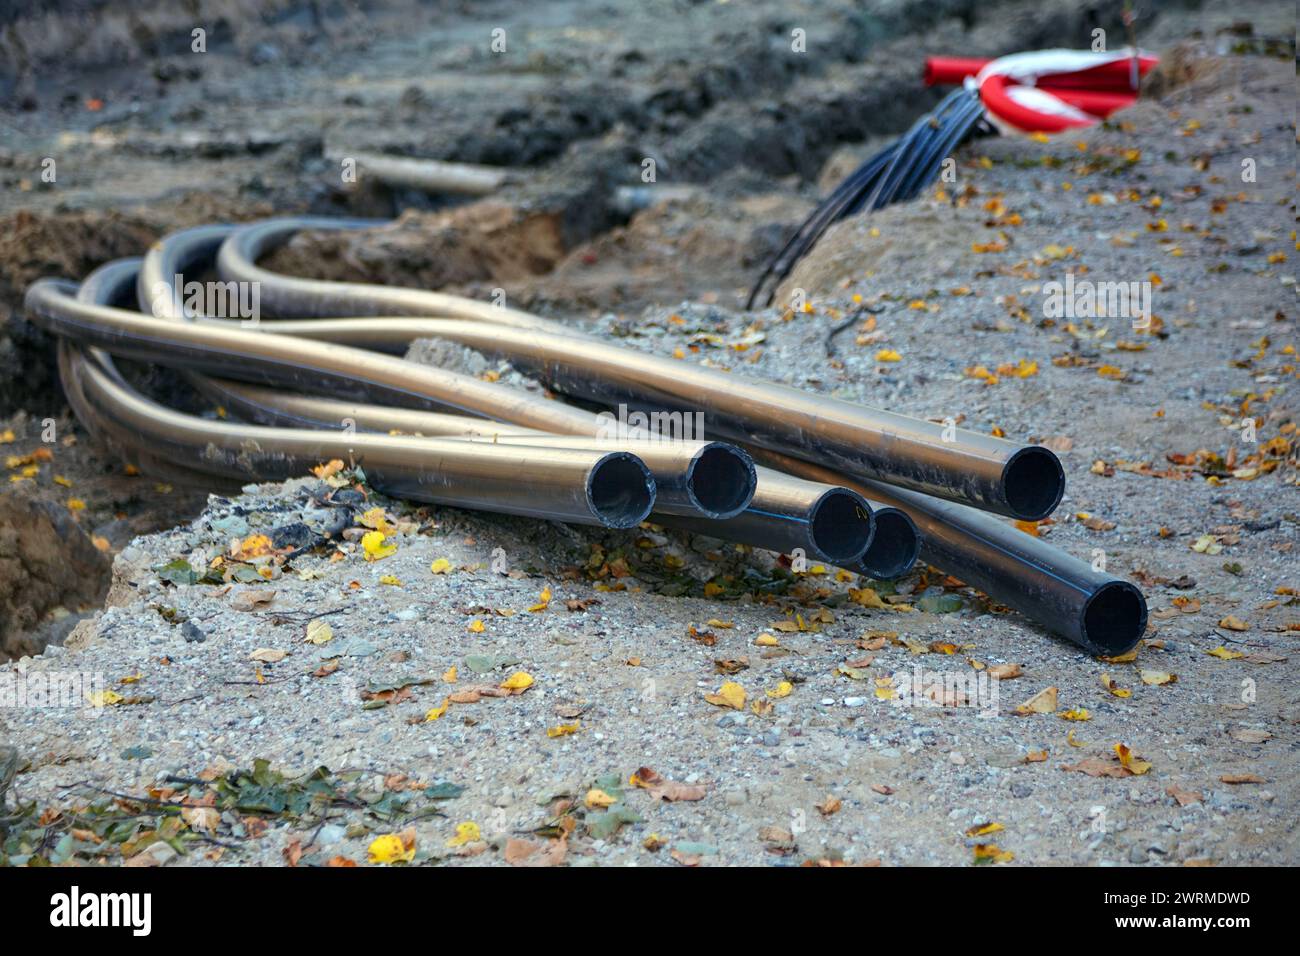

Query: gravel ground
<box><xmin>0</xmin><ymin>6</ymin><xmax>1296</xmax><ymax>868</ymax></box>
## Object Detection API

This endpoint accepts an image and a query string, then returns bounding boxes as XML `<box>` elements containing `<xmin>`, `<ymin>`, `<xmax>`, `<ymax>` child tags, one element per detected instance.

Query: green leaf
<box><xmin>584</xmin><ymin>803</ymin><xmax>642</xmax><ymax>841</ymax></box>
<box><xmin>917</xmin><ymin>593</ymin><xmax>964</xmax><ymax>614</ymax></box>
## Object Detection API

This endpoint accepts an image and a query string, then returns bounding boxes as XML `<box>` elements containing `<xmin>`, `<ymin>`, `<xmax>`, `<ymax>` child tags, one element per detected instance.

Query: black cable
<box><xmin>747</xmin><ymin>87</ymin><xmax>988</xmax><ymax>309</ymax></box>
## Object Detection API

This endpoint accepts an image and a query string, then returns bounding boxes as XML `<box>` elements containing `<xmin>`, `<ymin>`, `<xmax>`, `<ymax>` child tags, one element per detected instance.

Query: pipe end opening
<box><xmin>856</xmin><ymin>508</ymin><xmax>920</xmax><ymax>580</ymax></box>
<box><xmin>687</xmin><ymin>444</ymin><xmax>757</xmax><ymax>519</ymax></box>
<box><xmin>1002</xmin><ymin>446</ymin><xmax>1065</xmax><ymax>520</ymax></box>
<box><xmin>588</xmin><ymin>453</ymin><xmax>655</xmax><ymax>529</ymax></box>
<box><xmin>1081</xmin><ymin>581</ymin><xmax>1148</xmax><ymax>656</ymax></box>
<box><xmin>809</xmin><ymin>489</ymin><xmax>874</xmax><ymax>564</ymax></box>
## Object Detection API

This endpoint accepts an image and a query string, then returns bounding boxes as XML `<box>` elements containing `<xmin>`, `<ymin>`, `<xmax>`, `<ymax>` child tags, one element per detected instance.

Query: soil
<box><xmin>0</xmin><ymin>0</ymin><xmax>1295</xmax><ymax>867</ymax></box>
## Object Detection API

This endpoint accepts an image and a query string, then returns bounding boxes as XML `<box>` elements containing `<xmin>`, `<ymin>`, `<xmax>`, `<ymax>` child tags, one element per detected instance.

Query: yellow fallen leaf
<box><xmin>1139</xmin><ymin>670</ymin><xmax>1177</xmax><ymax>686</ymax></box>
<box><xmin>1218</xmin><ymin>615</ymin><xmax>1249</xmax><ymax>632</ymax></box>
<box><xmin>849</xmin><ymin>587</ymin><xmax>888</xmax><ymax>608</ymax></box>
<box><xmin>249</xmin><ymin>648</ymin><xmax>287</xmax><ymax>663</ymax></box>
<box><xmin>445</xmin><ymin>821</ymin><xmax>481</xmax><ymax>848</ymax></box>
<box><xmin>585</xmin><ymin>788</ymin><xmax>617</xmax><ymax>809</ymax></box>
<box><xmin>312</xmin><ymin>459</ymin><xmax>345</xmax><ymax>479</ymax></box>
<box><xmin>231</xmin><ymin>533</ymin><xmax>274</xmax><ymax>560</ymax></box>
<box><xmin>754</xmin><ymin>633</ymin><xmax>779</xmax><ymax>647</ymax></box>
<box><xmin>424</xmin><ymin>698</ymin><xmax>450</xmax><ymax>721</ymax></box>
<box><xmin>1191</xmin><ymin>535</ymin><xmax>1223</xmax><ymax>555</ymax></box>
<box><xmin>973</xmin><ymin>844</ymin><xmax>1015</xmax><ymax>864</ymax></box>
<box><xmin>1015</xmin><ymin>686</ymin><xmax>1058</xmax><ymax>715</ymax></box>
<box><xmin>704</xmin><ymin>681</ymin><xmax>746</xmax><ymax>710</ymax></box>
<box><xmin>67</xmin><ymin>498</ymin><xmax>86</xmax><ymax>512</ymax></box>
<box><xmin>358</xmin><ymin>507</ymin><xmax>391</xmax><ymax>532</ymax></box>
<box><xmin>875</xmin><ymin>349</ymin><xmax>902</xmax><ymax>362</ymax></box>
<box><xmin>1059</xmin><ymin>707</ymin><xmax>1091</xmax><ymax>721</ymax></box>
<box><xmin>181</xmin><ymin>807</ymin><xmax>220</xmax><ymax>833</ymax></box>
<box><xmin>368</xmin><ymin>832</ymin><xmax>416</xmax><ymax>864</ymax></box>
<box><xmin>1115</xmin><ymin>743</ymin><xmax>1151</xmax><ymax>775</ymax></box>
<box><xmin>1067</xmin><ymin>729</ymin><xmax>1086</xmax><ymax>748</ymax></box>
<box><xmin>468</xmin><ymin>619</ymin><xmax>485</xmax><ymax>634</ymax></box>
<box><xmin>379</xmin><ymin>574</ymin><xmax>402</xmax><ymax>586</ymax></box>
<box><xmin>442</xmin><ymin>666</ymin><xmax>457</xmax><ymax>683</ymax></box>
<box><xmin>547</xmin><ymin>722</ymin><xmax>580</xmax><ymax>738</ymax></box>
<box><xmin>966</xmin><ymin>821</ymin><xmax>1004</xmax><ymax>837</ymax></box>
<box><xmin>1101</xmin><ymin>674</ymin><xmax>1131</xmax><ymax>698</ymax></box>
<box><xmin>86</xmin><ymin>689</ymin><xmax>124</xmax><ymax>707</ymax></box>
<box><xmin>1206</xmin><ymin>646</ymin><xmax>1244</xmax><ymax>660</ymax></box>
<box><xmin>500</xmin><ymin>671</ymin><xmax>534</xmax><ymax>693</ymax></box>
<box><xmin>361</xmin><ymin>530</ymin><xmax>396</xmax><ymax>561</ymax></box>
<box><xmin>529</xmin><ymin>587</ymin><xmax>552</xmax><ymax>612</ymax></box>
<box><xmin>304</xmin><ymin>619</ymin><xmax>333</xmax><ymax>645</ymax></box>
<box><xmin>429</xmin><ymin>558</ymin><xmax>452</xmax><ymax>574</ymax></box>
<box><xmin>766</xmin><ymin>681</ymin><xmax>793</xmax><ymax>699</ymax></box>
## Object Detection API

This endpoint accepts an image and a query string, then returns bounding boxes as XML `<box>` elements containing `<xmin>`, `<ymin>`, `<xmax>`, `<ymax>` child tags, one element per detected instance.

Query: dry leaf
<box><xmin>972</xmin><ymin>843</ymin><xmax>1014</xmax><ymax>864</ymax></box>
<box><xmin>816</xmin><ymin>795</ymin><xmax>842</xmax><ymax>816</ymax></box>
<box><xmin>1166</xmin><ymin>785</ymin><xmax>1202</xmax><ymax>807</ymax></box>
<box><xmin>1219</xmin><ymin>773</ymin><xmax>1265</xmax><ymax>785</ymax></box>
<box><xmin>499</xmin><ymin>671</ymin><xmax>534</xmax><ymax>694</ymax></box>
<box><xmin>1114</xmin><ymin>743</ymin><xmax>1152</xmax><ymax>775</ymax></box>
<box><xmin>1228</xmin><ymin>728</ymin><xmax>1271</xmax><ymax>744</ymax></box>
<box><xmin>1101</xmin><ymin>674</ymin><xmax>1131</xmax><ymax>698</ymax></box>
<box><xmin>1139</xmin><ymin>670</ymin><xmax>1177</xmax><ymax>686</ymax></box>
<box><xmin>704</xmin><ymin>681</ymin><xmax>746</xmax><ymax>710</ymax></box>
<box><xmin>230</xmin><ymin>588</ymin><xmax>275</xmax><ymax>611</ymax></box>
<box><xmin>631</xmin><ymin>767</ymin><xmax>708</xmax><ymax>802</ymax></box>
<box><xmin>368</xmin><ymin>829</ymin><xmax>416</xmax><ymax>864</ymax></box>
<box><xmin>445</xmin><ymin>821</ymin><xmax>481</xmax><ymax>847</ymax></box>
<box><xmin>504</xmin><ymin>837</ymin><xmax>567</xmax><ymax>867</ymax></box>
<box><xmin>1014</xmin><ymin>686</ymin><xmax>1058</xmax><ymax>715</ymax></box>
<box><xmin>181</xmin><ymin>807</ymin><xmax>220</xmax><ymax>833</ymax></box>
<box><xmin>304</xmin><ymin>619</ymin><xmax>333</xmax><ymax>645</ymax></box>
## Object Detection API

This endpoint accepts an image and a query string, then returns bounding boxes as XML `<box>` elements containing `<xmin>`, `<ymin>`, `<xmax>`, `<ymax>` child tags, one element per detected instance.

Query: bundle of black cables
<box><xmin>747</xmin><ymin>86</ymin><xmax>994</xmax><ymax>310</ymax></box>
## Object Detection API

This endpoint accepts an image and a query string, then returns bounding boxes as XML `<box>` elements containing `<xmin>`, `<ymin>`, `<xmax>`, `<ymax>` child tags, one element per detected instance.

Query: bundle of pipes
<box><xmin>23</xmin><ymin>218</ymin><xmax>1147</xmax><ymax>656</ymax></box>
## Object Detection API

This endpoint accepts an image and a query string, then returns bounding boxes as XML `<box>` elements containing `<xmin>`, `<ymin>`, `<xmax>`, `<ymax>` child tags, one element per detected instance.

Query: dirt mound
<box><xmin>0</xmin><ymin>489</ymin><xmax>111</xmax><ymax>660</ymax></box>
<box><xmin>262</xmin><ymin>203</ymin><xmax>568</xmax><ymax>291</ymax></box>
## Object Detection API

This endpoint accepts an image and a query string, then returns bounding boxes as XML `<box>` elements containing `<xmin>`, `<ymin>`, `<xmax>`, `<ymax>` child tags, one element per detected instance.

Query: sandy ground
<box><xmin>0</xmin><ymin>1</ymin><xmax>1296</xmax><ymax>866</ymax></box>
